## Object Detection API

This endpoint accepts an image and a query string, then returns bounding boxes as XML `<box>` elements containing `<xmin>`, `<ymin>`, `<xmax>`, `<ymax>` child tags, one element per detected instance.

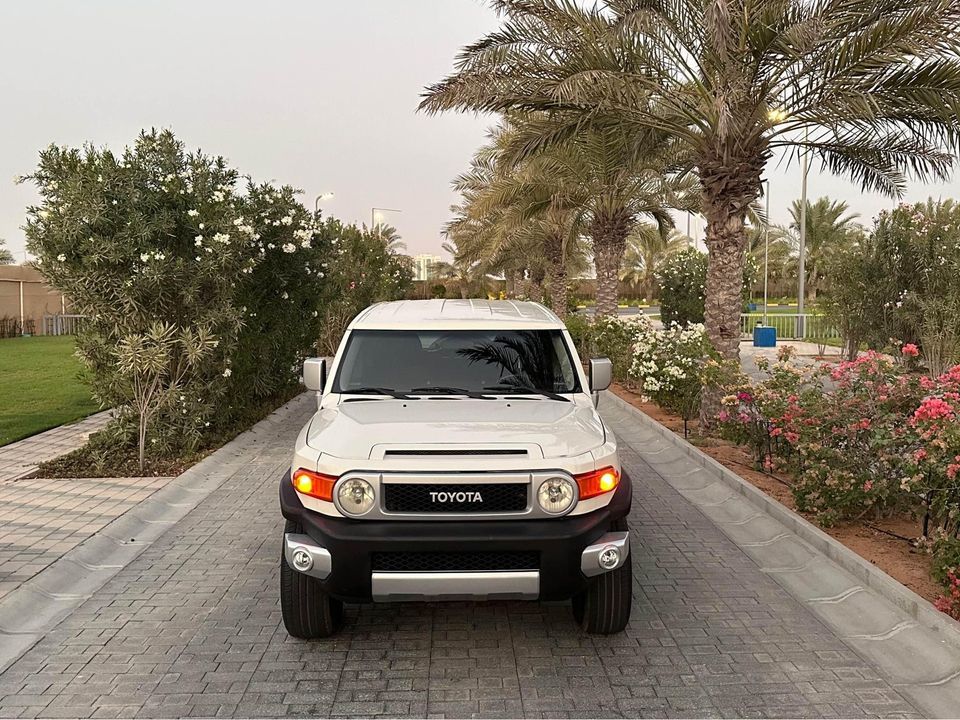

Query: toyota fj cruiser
<box><xmin>279</xmin><ymin>299</ymin><xmax>632</xmax><ymax>637</ymax></box>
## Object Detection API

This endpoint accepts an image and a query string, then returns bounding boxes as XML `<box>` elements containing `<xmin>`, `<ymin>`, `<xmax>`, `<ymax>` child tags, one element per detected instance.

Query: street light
<box><xmin>314</xmin><ymin>193</ymin><xmax>334</xmax><ymax>213</ymax></box>
<box><xmin>766</xmin><ymin>107</ymin><xmax>809</xmax><ymax>337</ymax></box>
<box><xmin>371</xmin><ymin>207</ymin><xmax>402</xmax><ymax>236</ymax></box>
<box><xmin>763</xmin><ymin>179</ymin><xmax>770</xmax><ymax>327</ymax></box>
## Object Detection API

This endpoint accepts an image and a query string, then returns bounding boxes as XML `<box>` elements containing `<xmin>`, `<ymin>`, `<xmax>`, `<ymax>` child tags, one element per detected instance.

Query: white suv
<box><xmin>279</xmin><ymin>300</ymin><xmax>632</xmax><ymax>637</ymax></box>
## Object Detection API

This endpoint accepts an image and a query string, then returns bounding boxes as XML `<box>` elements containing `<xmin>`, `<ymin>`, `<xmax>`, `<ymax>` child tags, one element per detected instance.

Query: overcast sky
<box><xmin>3</xmin><ymin>0</ymin><xmax>960</xmax><ymax>262</ymax></box>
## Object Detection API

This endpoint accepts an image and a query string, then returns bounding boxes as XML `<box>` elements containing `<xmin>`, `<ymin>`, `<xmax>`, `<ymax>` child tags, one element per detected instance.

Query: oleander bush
<box><xmin>628</xmin><ymin>321</ymin><xmax>716</xmax><ymax>433</ymax></box>
<box><xmin>23</xmin><ymin>129</ymin><xmax>407</xmax><ymax>472</ymax></box>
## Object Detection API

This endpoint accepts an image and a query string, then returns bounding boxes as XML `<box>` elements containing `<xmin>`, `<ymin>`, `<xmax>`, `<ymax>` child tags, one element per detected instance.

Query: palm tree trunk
<box><xmin>591</xmin><ymin>212</ymin><xmax>631</xmax><ymax>317</ymax></box>
<box><xmin>700</xmin><ymin>203</ymin><xmax>749</xmax><ymax>426</ymax></box>
<box><xmin>544</xmin><ymin>232</ymin><xmax>568</xmax><ymax>320</ymax></box>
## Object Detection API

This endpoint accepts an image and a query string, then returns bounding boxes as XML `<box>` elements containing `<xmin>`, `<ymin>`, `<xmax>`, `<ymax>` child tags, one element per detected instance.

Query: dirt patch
<box><xmin>610</xmin><ymin>383</ymin><xmax>943</xmax><ymax>607</ymax></box>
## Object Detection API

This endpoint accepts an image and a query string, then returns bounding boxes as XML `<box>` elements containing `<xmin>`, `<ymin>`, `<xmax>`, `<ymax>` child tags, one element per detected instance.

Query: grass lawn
<box><xmin>0</xmin><ymin>336</ymin><xmax>100</xmax><ymax>447</ymax></box>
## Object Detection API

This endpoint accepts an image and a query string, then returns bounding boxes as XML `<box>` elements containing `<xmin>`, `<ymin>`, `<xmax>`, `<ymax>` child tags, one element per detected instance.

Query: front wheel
<box><xmin>279</xmin><ymin>520</ymin><xmax>343</xmax><ymax>639</ymax></box>
<box><xmin>572</xmin><ymin>519</ymin><xmax>633</xmax><ymax>634</ymax></box>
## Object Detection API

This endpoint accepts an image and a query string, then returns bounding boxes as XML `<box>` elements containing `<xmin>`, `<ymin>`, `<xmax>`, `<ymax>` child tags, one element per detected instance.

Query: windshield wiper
<box><xmin>410</xmin><ymin>386</ymin><xmax>495</xmax><ymax>400</ymax></box>
<box><xmin>483</xmin><ymin>384</ymin><xmax>570</xmax><ymax>402</ymax></box>
<box><xmin>343</xmin><ymin>386</ymin><xmax>416</xmax><ymax>400</ymax></box>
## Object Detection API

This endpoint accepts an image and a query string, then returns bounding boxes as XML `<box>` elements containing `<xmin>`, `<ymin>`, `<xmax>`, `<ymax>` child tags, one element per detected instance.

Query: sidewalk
<box><xmin>0</xmin><ymin>475</ymin><xmax>174</xmax><ymax>600</ymax></box>
<box><xmin>0</xmin><ymin>411</ymin><xmax>112</xmax><ymax>483</ymax></box>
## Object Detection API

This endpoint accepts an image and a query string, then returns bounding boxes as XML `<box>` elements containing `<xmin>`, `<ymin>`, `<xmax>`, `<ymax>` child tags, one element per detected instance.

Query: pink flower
<box><xmin>737</xmin><ymin>391</ymin><xmax>753</xmax><ymax>403</ymax></box>
<box><xmin>914</xmin><ymin>448</ymin><xmax>928</xmax><ymax>462</ymax></box>
<box><xmin>862</xmin><ymin>480</ymin><xmax>873</xmax><ymax>492</ymax></box>
<box><xmin>717</xmin><ymin>410</ymin><xmax>730</xmax><ymax>422</ymax></box>
<box><xmin>785</xmin><ymin>432</ymin><xmax>799</xmax><ymax>444</ymax></box>
<box><xmin>913</xmin><ymin>397</ymin><xmax>955</xmax><ymax>422</ymax></box>
<box><xmin>901</xmin><ymin>343</ymin><xmax>919</xmax><ymax>357</ymax></box>
<box><xmin>770</xmin><ymin>427</ymin><xmax>783</xmax><ymax>437</ymax></box>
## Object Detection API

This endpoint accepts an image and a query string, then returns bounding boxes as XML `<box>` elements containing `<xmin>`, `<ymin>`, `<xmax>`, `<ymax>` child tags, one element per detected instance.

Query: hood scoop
<box><xmin>383</xmin><ymin>448</ymin><xmax>528</xmax><ymax>457</ymax></box>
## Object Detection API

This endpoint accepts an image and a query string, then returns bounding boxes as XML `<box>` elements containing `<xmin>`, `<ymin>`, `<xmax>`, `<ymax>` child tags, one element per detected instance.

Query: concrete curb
<box><xmin>604</xmin><ymin>390</ymin><xmax>960</xmax><ymax>649</ymax></box>
<box><xmin>0</xmin><ymin>394</ymin><xmax>310</xmax><ymax>675</ymax></box>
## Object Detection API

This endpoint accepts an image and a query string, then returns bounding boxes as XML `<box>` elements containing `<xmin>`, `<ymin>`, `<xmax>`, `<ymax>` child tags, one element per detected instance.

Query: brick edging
<box><xmin>604</xmin><ymin>390</ymin><xmax>960</xmax><ymax>650</ymax></box>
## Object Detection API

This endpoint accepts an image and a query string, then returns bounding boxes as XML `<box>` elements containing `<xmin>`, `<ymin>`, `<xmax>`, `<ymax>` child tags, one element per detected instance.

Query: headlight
<box><xmin>537</xmin><ymin>477</ymin><xmax>576</xmax><ymax>514</ymax></box>
<box><xmin>337</xmin><ymin>478</ymin><xmax>375</xmax><ymax>515</ymax></box>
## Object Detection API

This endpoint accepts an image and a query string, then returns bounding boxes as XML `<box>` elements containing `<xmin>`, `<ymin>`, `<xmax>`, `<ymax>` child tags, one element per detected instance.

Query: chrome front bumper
<box><xmin>283</xmin><ymin>530</ymin><xmax>629</xmax><ymax>599</ymax></box>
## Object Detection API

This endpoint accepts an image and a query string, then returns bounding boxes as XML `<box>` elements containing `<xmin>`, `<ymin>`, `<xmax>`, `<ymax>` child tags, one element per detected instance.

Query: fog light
<box><xmin>537</xmin><ymin>477</ymin><xmax>576</xmax><ymax>514</ymax></box>
<box><xmin>598</xmin><ymin>546</ymin><xmax>620</xmax><ymax>570</ymax></box>
<box><xmin>291</xmin><ymin>548</ymin><xmax>313</xmax><ymax>572</ymax></box>
<box><xmin>337</xmin><ymin>477</ymin><xmax>375</xmax><ymax>515</ymax></box>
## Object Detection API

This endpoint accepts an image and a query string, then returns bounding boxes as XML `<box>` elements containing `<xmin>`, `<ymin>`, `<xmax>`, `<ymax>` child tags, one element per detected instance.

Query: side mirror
<box><xmin>589</xmin><ymin>357</ymin><xmax>612</xmax><ymax>395</ymax></box>
<box><xmin>303</xmin><ymin>358</ymin><xmax>327</xmax><ymax>392</ymax></box>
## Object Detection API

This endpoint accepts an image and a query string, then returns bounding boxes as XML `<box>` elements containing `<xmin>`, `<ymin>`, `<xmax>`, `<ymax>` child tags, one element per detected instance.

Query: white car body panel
<box><xmin>291</xmin><ymin>299</ymin><xmax>619</xmax><ymax>519</ymax></box>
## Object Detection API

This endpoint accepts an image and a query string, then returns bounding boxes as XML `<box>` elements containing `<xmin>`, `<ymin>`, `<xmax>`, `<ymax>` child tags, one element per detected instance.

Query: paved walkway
<box><xmin>0</xmin><ymin>411</ymin><xmax>112</xmax><ymax>483</ymax></box>
<box><xmin>0</xmin><ymin>476</ymin><xmax>173</xmax><ymax>601</ymax></box>
<box><xmin>0</xmin><ymin>394</ymin><xmax>942</xmax><ymax>718</ymax></box>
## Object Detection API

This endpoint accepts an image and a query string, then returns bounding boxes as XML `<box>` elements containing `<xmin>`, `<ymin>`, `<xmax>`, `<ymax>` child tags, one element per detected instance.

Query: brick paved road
<box><xmin>0</xmin><ymin>402</ymin><xmax>921</xmax><ymax>718</ymax></box>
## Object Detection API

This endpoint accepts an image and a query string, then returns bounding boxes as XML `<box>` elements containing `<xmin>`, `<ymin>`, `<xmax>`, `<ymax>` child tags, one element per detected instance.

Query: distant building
<box><xmin>412</xmin><ymin>254</ymin><xmax>442</xmax><ymax>282</ymax></box>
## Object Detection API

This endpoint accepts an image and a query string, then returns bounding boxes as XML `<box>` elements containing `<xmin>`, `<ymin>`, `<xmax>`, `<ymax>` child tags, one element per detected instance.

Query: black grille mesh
<box><xmin>372</xmin><ymin>551</ymin><xmax>539</xmax><ymax>572</ymax></box>
<box><xmin>383</xmin><ymin>483</ymin><xmax>528</xmax><ymax>513</ymax></box>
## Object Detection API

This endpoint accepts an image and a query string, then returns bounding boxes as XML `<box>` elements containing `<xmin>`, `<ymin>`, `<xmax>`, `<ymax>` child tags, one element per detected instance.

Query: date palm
<box><xmin>431</xmin><ymin>240</ymin><xmax>485</xmax><ymax>298</ymax></box>
<box><xmin>619</xmin><ymin>224</ymin><xmax>689</xmax><ymax>301</ymax></box>
<box><xmin>420</xmin><ymin>0</ymin><xmax>960</xmax><ymax>379</ymax></box>
<box><xmin>788</xmin><ymin>197</ymin><xmax>860</xmax><ymax>300</ymax></box>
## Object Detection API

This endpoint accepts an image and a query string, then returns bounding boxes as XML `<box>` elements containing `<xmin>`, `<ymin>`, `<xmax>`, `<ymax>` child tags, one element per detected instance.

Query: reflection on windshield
<box><xmin>334</xmin><ymin>329</ymin><xmax>579</xmax><ymax>395</ymax></box>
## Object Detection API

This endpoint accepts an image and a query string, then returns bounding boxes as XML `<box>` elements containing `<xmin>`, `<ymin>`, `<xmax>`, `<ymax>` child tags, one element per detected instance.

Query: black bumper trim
<box><xmin>278</xmin><ymin>469</ymin><xmax>632</xmax><ymax>602</ymax></box>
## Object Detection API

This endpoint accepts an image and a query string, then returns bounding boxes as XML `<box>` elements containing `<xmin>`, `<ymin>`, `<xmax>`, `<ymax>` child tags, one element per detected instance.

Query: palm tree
<box><xmin>0</xmin><ymin>237</ymin><xmax>13</xmax><ymax>265</ymax></box>
<box><xmin>420</xmin><ymin>0</ymin><xmax>960</xmax><ymax>382</ymax></box>
<box><xmin>619</xmin><ymin>224</ymin><xmax>688</xmax><ymax>301</ymax></box>
<box><xmin>372</xmin><ymin>224</ymin><xmax>405</xmax><ymax>253</ymax></box>
<box><xmin>499</xmin><ymin>116</ymin><xmax>697</xmax><ymax>315</ymax></box>
<box><xmin>447</xmin><ymin>123</ymin><xmax>588</xmax><ymax>317</ymax></box>
<box><xmin>431</xmin><ymin>240</ymin><xmax>485</xmax><ymax>299</ymax></box>
<box><xmin>788</xmin><ymin>198</ymin><xmax>860</xmax><ymax>301</ymax></box>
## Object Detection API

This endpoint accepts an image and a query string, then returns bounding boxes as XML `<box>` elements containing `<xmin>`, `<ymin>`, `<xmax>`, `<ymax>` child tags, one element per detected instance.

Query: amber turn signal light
<box><xmin>575</xmin><ymin>466</ymin><xmax>620</xmax><ymax>500</ymax></box>
<box><xmin>291</xmin><ymin>468</ymin><xmax>338</xmax><ymax>501</ymax></box>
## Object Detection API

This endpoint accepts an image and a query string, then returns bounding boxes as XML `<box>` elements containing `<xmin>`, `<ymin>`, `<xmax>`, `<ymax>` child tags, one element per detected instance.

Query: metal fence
<box><xmin>740</xmin><ymin>313</ymin><xmax>837</xmax><ymax>340</ymax></box>
<box><xmin>43</xmin><ymin>314</ymin><xmax>87</xmax><ymax>336</ymax></box>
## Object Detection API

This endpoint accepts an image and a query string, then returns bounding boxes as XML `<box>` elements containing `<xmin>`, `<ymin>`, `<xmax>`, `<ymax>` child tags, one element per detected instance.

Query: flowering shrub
<box><xmin>935</xmin><ymin>568</ymin><xmax>960</xmax><ymax>620</ymax></box>
<box><xmin>657</xmin><ymin>249</ymin><xmax>707</xmax><ymax>326</ymax></box>
<box><xmin>315</xmin><ymin>218</ymin><xmax>413</xmax><ymax>355</ymax></box>
<box><xmin>594</xmin><ymin>314</ymin><xmax>650</xmax><ymax>381</ymax></box>
<box><xmin>629</xmin><ymin>321</ymin><xmax>716</xmax><ymax>431</ymax></box>
<box><xmin>23</xmin><ymin>130</ymin><xmax>340</xmax><ymax>469</ymax></box>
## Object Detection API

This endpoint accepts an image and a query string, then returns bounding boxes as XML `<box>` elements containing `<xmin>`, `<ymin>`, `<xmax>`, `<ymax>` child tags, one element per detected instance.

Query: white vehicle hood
<box><xmin>306</xmin><ymin>398</ymin><xmax>605</xmax><ymax>460</ymax></box>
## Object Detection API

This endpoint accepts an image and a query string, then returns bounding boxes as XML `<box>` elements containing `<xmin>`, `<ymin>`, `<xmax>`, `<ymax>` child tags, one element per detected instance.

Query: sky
<box><xmin>2</xmin><ymin>0</ymin><xmax>960</xmax><ymax>263</ymax></box>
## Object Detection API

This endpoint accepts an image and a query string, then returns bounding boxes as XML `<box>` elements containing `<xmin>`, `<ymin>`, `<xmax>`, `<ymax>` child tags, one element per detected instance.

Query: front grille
<box><xmin>382</xmin><ymin>483</ymin><xmax>528</xmax><ymax>513</ymax></box>
<box><xmin>372</xmin><ymin>551</ymin><xmax>539</xmax><ymax>572</ymax></box>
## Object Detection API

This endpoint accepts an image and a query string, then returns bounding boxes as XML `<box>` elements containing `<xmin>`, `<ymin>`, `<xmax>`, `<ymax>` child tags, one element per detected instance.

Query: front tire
<box><xmin>572</xmin><ymin>517</ymin><xmax>633</xmax><ymax>634</ymax></box>
<box><xmin>280</xmin><ymin>520</ymin><xmax>343</xmax><ymax>639</ymax></box>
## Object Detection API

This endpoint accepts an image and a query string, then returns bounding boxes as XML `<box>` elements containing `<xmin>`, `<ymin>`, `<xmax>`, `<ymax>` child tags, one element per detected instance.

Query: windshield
<box><xmin>333</xmin><ymin>329</ymin><xmax>580</xmax><ymax>395</ymax></box>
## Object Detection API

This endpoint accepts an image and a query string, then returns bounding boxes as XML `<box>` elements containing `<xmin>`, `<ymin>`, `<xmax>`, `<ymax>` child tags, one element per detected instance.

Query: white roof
<box><xmin>348</xmin><ymin>300</ymin><xmax>565</xmax><ymax>330</ymax></box>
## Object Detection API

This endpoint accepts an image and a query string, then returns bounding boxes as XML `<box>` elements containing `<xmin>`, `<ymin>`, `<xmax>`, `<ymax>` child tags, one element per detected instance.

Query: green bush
<box><xmin>593</xmin><ymin>315</ymin><xmax>648</xmax><ymax>382</ymax></box>
<box><xmin>564</xmin><ymin>313</ymin><xmax>594</xmax><ymax>360</ymax></box>
<box><xmin>23</xmin><ymin>130</ymin><xmax>332</xmax><ymax>470</ymax></box>
<box><xmin>657</xmin><ymin>249</ymin><xmax>707</xmax><ymax>326</ymax></box>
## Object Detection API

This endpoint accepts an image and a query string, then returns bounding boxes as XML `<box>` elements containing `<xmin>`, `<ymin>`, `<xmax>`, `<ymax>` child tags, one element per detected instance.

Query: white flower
<box><xmin>195</xmin><ymin>236</ymin><xmax>204</xmax><ymax>246</ymax></box>
<box><xmin>282</xmin><ymin>243</ymin><xmax>296</xmax><ymax>253</ymax></box>
<box><xmin>213</xmin><ymin>233</ymin><xmax>230</xmax><ymax>245</ymax></box>
<box><xmin>312</xmin><ymin>310</ymin><xmax>318</xmax><ymax>317</ymax></box>
<box><xmin>212</xmin><ymin>191</ymin><xmax>224</xmax><ymax>202</ymax></box>
<box><xmin>281</xmin><ymin>215</ymin><xmax>293</xmax><ymax>226</ymax></box>
<box><xmin>222</xmin><ymin>368</ymin><xmax>232</xmax><ymax>378</ymax></box>
<box><xmin>56</xmin><ymin>254</ymin><xmax>66</xmax><ymax>262</ymax></box>
<box><xmin>140</xmin><ymin>253</ymin><xmax>150</xmax><ymax>262</ymax></box>
<box><xmin>187</xmin><ymin>209</ymin><xmax>199</xmax><ymax>217</ymax></box>
<box><xmin>111</xmin><ymin>199</ymin><xmax>118</xmax><ymax>205</ymax></box>
<box><xmin>199</xmin><ymin>223</ymin><xmax>205</xmax><ymax>229</ymax></box>
<box><xmin>195</xmin><ymin>256</ymin><xmax>202</xmax><ymax>261</ymax></box>
<box><xmin>282</xmin><ymin>291</ymin><xmax>289</xmax><ymax>300</ymax></box>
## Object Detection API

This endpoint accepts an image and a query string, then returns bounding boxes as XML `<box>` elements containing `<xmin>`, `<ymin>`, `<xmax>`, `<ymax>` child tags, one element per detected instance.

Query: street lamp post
<box><xmin>763</xmin><ymin>179</ymin><xmax>770</xmax><ymax>327</ymax></box>
<box><xmin>797</xmin><ymin>127</ymin><xmax>810</xmax><ymax>338</ymax></box>
<box><xmin>370</xmin><ymin>207</ymin><xmax>402</xmax><ymax>237</ymax></box>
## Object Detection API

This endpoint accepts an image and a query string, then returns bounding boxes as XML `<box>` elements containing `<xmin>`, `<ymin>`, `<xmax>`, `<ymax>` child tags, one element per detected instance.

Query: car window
<box><xmin>333</xmin><ymin>329</ymin><xmax>580</xmax><ymax>394</ymax></box>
